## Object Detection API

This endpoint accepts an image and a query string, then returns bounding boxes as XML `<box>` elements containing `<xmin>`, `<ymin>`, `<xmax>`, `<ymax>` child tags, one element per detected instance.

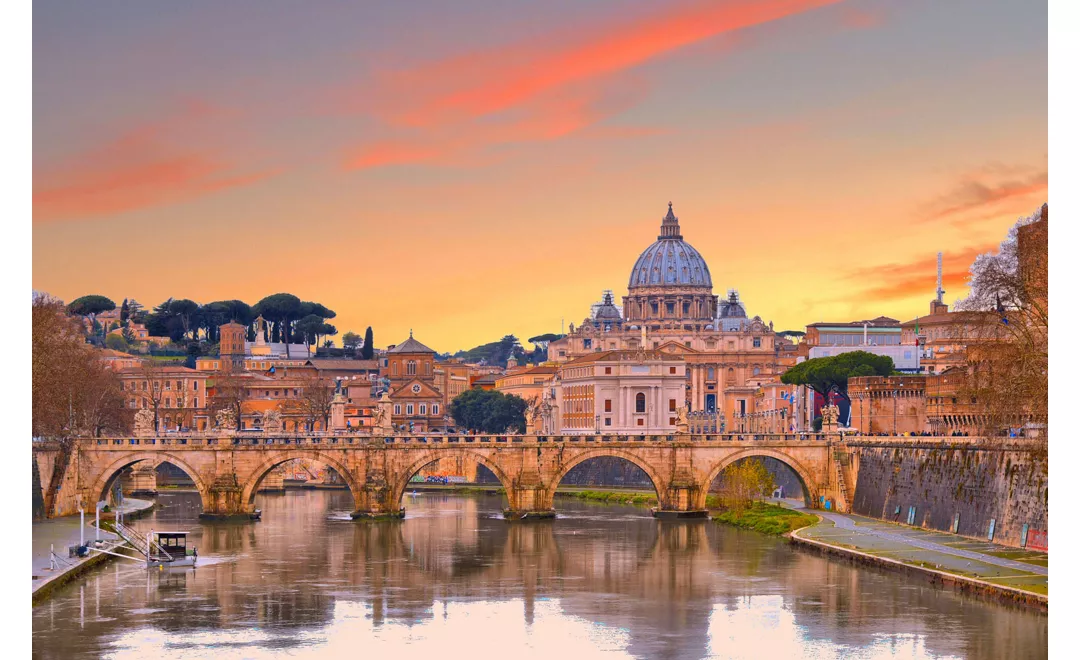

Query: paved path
<box><xmin>814</xmin><ymin>510</ymin><xmax>1048</xmax><ymax>576</ymax></box>
<box><xmin>32</xmin><ymin>498</ymin><xmax>152</xmax><ymax>594</ymax></box>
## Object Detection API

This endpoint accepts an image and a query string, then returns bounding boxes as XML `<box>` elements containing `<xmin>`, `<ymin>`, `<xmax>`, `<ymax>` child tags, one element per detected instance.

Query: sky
<box><xmin>32</xmin><ymin>0</ymin><xmax>1048</xmax><ymax>353</ymax></box>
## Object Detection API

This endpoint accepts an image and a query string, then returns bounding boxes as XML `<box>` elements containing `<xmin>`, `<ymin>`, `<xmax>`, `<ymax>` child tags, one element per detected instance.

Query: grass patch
<box><xmin>712</xmin><ymin>502</ymin><xmax>818</xmax><ymax>536</ymax></box>
<box><xmin>556</xmin><ymin>490</ymin><xmax>658</xmax><ymax>507</ymax></box>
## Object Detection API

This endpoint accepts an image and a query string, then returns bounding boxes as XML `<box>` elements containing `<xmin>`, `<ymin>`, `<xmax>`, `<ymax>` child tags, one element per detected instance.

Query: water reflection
<box><xmin>32</xmin><ymin>491</ymin><xmax>1046</xmax><ymax>659</ymax></box>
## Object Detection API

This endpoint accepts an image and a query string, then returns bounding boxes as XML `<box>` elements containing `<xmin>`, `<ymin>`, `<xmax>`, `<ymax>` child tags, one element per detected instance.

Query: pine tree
<box><xmin>120</xmin><ymin>298</ymin><xmax>130</xmax><ymax>323</ymax></box>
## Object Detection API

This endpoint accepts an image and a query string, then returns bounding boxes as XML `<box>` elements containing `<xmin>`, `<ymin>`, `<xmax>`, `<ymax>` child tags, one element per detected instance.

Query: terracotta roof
<box><xmin>807</xmin><ymin>316</ymin><xmax>900</xmax><ymax>328</ymax></box>
<box><xmin>388</xmin><ymin>336</ymin><xmax>435</xmax><ymax>354</ymax></box>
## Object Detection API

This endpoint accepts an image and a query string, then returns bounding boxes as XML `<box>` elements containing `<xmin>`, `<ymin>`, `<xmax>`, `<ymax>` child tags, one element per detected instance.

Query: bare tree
<box><xmin>288</xmin><ymin>373</ymin><xmax>336</xmax><ymax>430</ymax></box>
<box><xmin>949</xmin><ymin>204</ymin><xmax>1047</xmax><ymax>449</ymax></box>
<box><xmin>211</xmin><ymin>366</ymin><xmax>251</xmax><ymax>430</ymax></box>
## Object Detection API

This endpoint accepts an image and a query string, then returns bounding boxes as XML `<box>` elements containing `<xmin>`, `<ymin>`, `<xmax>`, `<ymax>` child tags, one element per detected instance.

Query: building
<box><xmin>115</xmin><ymin>364</ymin><xmax>210</xmax><ymax>431</ymax></box>
<box><xmin>433</xmin><ymin>360</ymin><xmax>472</xmax><ymax>408</ymax></box>
<box><xmin>495</xmin><ymin>365</ymin><xmax>558</xmax><ymax>403</ymax></box>
<box><xmin>547</xmin><ymin>203</ymin><xmax>790</xmax><ymax>422</ymax></box>
<box><xmin>805</xmin><ymin>317</ymin><xmax>918</xmax><ymax>372</ymax></box>
<box><xmin>847</xmin><ymin>376</ymin><xmax>928</xmax><ymax>435</ymax></box>
<box><xmin>380</xmin><ymin>333</ymin><xmax>446</xmax><ymax>432</ymax></box>
<box><xmin>551</xmin><ymin>350</ymin><xmax>685</xmax><ymax>434</ymax></box>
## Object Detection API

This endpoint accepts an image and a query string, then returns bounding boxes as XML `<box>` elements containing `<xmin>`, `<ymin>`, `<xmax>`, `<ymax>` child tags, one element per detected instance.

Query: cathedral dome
<box><xmin>627</xmin><ymin>203</ymin><xmax>713</xmax><ymax>290</ymax></box>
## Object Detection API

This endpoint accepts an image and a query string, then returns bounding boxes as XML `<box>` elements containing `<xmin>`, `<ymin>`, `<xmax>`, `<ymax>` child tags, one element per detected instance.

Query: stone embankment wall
<box><xmin>851</xmin><ymin>444</ymin><xmax>1047</xmax><ymax>550</ymax></box>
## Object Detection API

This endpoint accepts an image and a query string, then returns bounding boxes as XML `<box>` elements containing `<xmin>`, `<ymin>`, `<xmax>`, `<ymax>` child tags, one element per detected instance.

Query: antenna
<box><xmin>935</xmin><ymin>252</ymin><xmax>945</xmax><ymax>303</ymax></box>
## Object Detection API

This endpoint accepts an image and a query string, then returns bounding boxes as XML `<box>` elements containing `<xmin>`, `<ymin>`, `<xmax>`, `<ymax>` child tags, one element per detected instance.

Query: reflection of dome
<box><xmin>627</xmin><ymin>203</ymin><xmax>713</xmax><ymax>290</ymax></box>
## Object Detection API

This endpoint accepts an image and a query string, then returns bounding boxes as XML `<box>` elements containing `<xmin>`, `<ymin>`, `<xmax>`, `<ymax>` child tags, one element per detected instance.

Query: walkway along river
<box><xmin>31</xmin><ymin>490</ymin><xmax>1047</xmax><ymax>659</ymax></box>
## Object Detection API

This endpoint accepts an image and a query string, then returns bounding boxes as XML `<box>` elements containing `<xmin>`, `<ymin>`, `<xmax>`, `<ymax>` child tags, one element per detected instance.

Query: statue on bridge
<box><xmin>133</xmin><ymin>409</ymin><xmax>155</xmax><ymax>437</ymax></box>
<box><xmin>259</xmin><ymin>409</ymin><xmax>283</xmax><ymax>433</ymax></box>
<box><xmin>821</xmin><ymin>404</ymin><xmax>840</xmax><ymax>432</ymax></box>
<box><xmin>215</xmin><ymin>408</ymin><xmax>238</xmax><ymax>431</ymax></box>
<box><xmin>526</xmin><ymin>398</ymin><xmax>544</xmax><ymax>434</ymax></box>
<box><xmin>675</xmin><ymin>406</ymin><xmax>690</xmax><ymax>433</ymax></box>
<box><xmin>374</xmin><ymin>393</ymin><xmax>393</xmax><ymax>434</ymax></box>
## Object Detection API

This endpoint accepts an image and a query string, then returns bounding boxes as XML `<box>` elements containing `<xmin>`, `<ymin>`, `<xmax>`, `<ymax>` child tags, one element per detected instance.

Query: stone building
<box><xmin>550</xmin><ymin>350</ymin><xmax>686</xmax><ymax>434</ymax></box>
<box><xmin>847</xmin><ymin>376</ymin><xmax>928</xmax><ymax>435</ymax></box>
<box><xmin>547</xmin><ymin>203</ymin><xmax>791</xmax><ymax>426</ymax></box>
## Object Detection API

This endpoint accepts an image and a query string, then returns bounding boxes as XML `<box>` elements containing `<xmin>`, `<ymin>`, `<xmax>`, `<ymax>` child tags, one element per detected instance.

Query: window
<box><xmin>425</xmin><ymin>362</ymin><xmax>431</xmax><ymax>376</ymax></box>
<box><xmin>164</xmin><ymin>381</ymin><xmax>171</xmax><ymax>390</ymax></box>
<box><xmin>407</xmin><ymin>360</ymin><xmax>416</xmax><ymax>375</ymax></box>
<box><xmin>583</xmin><ymin>339</ymin><xmax>592</xmax><ymax>349</ymax></box>
<box><xmin>559</xmin><ymin>351</ymin><xmax>566</xmax><ymax>357</ymax></box>
<box><xmin>753</xmin><ymin>337</ymin><xmax>761</xmax><ymax>348</ymax></box>
<box><xmin>193</xmin><ymin>381</ymin><xmax>199</xmax><ymax>391</ymax></box>
<box><xmin>153</xmin><ymin>381</ymin><xmax>160</xmax><ymax>389</ymax></box>
<box><xmin>707</xmin><ymin>367</ymin><xmax>715</xmax><ymax>380</ymax></box>
<box><xmin>669</xmin><ymin>399</ymin><xmax>676</xmax><ymax>412</ymax></box>
<box><xmin>420</xmin><ymin>404</ymin><xmax>427</xmax><ymax>415</ymax></box>
<box><xmin>666</xmin><ymin>302</ymin><xmax>675</xmax><ymax>315</ymax></box>
<box><xmin>669</xmin><ymin>417</ymin><xmax>676</xmax><ymax>426</ymax></box>
<box><xmin>604</xmin><ymin>399</ymin><xmax>612</xmax><ymax>413</ymax></box>
<box><xmin>407</xmin><ymin>404</ymin><xmax>414</xmax><ymax>415</ymax></box>
<box><xmin>635</xmin><ymin>393</ymin><xmax>646</xmax><ymax>413</ymax></box>
<box><xmin>193</xmin><ymin>398</ymin><xmax>198</xmax><ymax>408</ymax></box>
<box><xmin>394</xmin><ymin>404</ymin><xmax>401</xmax><ymax>415</ymax></box>
<box><xmin>637</xmin><ymin>418</ymin><xmax>644</xmax><ymax>426</ymax></box>
<box><xmin>129</xmin><ymin>399</ymin><xmax>136</xmax><ymax>408</ymax></box>
<box><xmin>753</xmin><ymin>367</ymin><xmax>760</xmax><ymax>376</ymax></box>
<box><xmin>604</xmin><ymin>366</ymin><xmax>611</xmax><ymax>375</ymax></box>
<box><xmin>604</xmin><ymin>418</ymin><xmax>612</xmax><ymax>426</ymax></box>
<box><xmin>669</xmin><ymin>366</ymin><xmax>676</xmax><ymax>374</ymax></box>
<box><xmin>433</xmin><ymin>404</ymin><xmax>439</xmax><ymax>416</ymax></box>
<box><xmin>392</xmin><ymin>362</ymin><xmax>398</xmax><ymax>375</ymax></box>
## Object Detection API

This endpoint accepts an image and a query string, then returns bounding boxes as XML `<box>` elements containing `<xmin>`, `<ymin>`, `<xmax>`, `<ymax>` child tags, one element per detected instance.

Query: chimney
<box><xmin>930</xmin><ymin>300</ymin><xmax>948</xmax><ymax>315</ymax></box>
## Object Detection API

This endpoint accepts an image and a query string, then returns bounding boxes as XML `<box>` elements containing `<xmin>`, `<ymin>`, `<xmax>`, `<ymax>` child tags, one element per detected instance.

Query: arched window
<box><xmin>419</xmin><ymin>404</ymin><xmax>427</xmax><ymax>415</ymax></box>
<box><xmin>635</xmin><ymin>392</ymin><xmax>646</xmax><ymax>413</ymax></box>
<box><xmin>394</xmin><ymin>404</ymin><xmax>401</xmax><ymax>415</ymax></box>
<box><xmin>407</xmin><ymin>360</ymin><xmax>417</xmax><ymax>375</ymax></box>
<box><xmin>391</xmin><ymin>362</ymin><xmax>398</xmax><ymax>376</ymax></box>
<box><xmin>433</xmin><ymin>404</ymin><xmax>440</xmax><ymax>416</ymax></box>
<box><xmin>406</xmin><ymin>404</ymin><xmax>414</xmax><ymax>415</ymax></box>
<box><xmin>707</xmin><ymin>367</ymin><xmax>715</xmax><ymax>380</ymax></box>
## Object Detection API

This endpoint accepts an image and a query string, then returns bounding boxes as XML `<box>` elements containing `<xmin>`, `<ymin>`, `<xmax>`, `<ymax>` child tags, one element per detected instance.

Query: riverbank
<box><xmin>789</xmin><ymin>508</ymin><xmax>1048</xmax><ymax>612</ymax></box>
<box><xmin>713</xmin><ymin>502</ymin><xmax>818</xmax><ymax>536</ymax></box>
<box><xmin>32</xmin><ymin>497</ymin><xmax>155</xmax><ymax>605</ymax></box>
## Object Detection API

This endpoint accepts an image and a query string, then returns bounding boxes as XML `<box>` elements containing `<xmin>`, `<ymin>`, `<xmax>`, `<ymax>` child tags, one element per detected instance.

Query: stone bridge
<box><xmin>35</xmin><ymin>431</ymin><xmax>855</xmax><ymax>520</ymax></box>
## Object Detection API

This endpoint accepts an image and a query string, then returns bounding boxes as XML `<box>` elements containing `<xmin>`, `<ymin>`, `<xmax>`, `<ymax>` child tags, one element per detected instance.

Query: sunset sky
<box><xmin>32</xmin><ymin>0</ymin><xmax>1047</xmax><ymax>353</ymax></box>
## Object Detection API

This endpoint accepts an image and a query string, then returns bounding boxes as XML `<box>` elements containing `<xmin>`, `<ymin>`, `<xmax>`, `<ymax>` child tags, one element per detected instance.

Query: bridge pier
<box><xmin>652</xmin><ymin>481</ymin><xmax>707</xmax><ymax>519</ymax></box>
<box><xmin>350</xmin><ymin>483</ymin><xmax>405</xmax><ymax>521</ymax></box>
<box><xmin>503</xmin><ymin>484</ymin><xmax>556</xmax><ymax>521</ymax></box>
<box><xmin>199</xmin><ymin>474</ymin><xmax>259</xmax><ymax>522</ymax></box>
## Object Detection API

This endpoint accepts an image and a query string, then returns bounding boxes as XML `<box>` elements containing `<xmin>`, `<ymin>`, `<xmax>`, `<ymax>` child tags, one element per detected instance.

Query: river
<box><xmin>32</xmin><ymin>490</ymin><xmax>1047</xmax><ymax>659</ymax></box>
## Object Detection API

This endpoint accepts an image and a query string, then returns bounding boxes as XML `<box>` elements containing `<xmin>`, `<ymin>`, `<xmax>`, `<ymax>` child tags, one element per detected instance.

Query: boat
<box><xmin>146</xmin><ymin>530</ymin><xmax>198</xmax><ymax>568</ymax></box>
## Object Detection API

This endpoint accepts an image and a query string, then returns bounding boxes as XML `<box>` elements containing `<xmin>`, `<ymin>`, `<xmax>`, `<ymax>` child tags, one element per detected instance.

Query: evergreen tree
<box><xmin>362</xmin><ymin>327</ymin><xmax>374</xmax><ymax>359</ymax></box>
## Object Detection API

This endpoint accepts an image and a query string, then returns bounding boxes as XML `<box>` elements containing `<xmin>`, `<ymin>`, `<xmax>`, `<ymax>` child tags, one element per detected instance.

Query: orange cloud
<box><xmin>919</xmin><ymin>168</ymin><xmax>1048</xmax><ymax>223</ymax></box>
<box><xmin>344</xmin><ymin>0</ymin><xmax>844</xmax><ymax>169</ymax></box>
<box><xmin>844</xmin><ymin>245</ymin><xmax>994</xmax><ymax>302</ymax></box>
<box><xmin>34</xmin><ymin>103</ymin><xmax>275</xmax><ymax>222</ymax></box>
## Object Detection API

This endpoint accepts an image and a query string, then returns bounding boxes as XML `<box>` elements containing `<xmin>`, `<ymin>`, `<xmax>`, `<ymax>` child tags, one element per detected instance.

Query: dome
<box><xmin>592</xmin><ymin>291</ymin><xmax>622</xmax><ymax>320</ymax></box>
<box><xmin>718</xmin><ymin>289</ymin><xmax>748</xmax><ymax>319</ymax></box>
<box><xmin>628</xmin><ymin>203</ymin><xmax>713</xmax><ymax>289</ymax></box>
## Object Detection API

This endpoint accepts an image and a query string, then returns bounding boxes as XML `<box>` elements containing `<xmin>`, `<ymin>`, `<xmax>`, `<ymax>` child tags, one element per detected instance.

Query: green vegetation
<box><xmin>712</xmin><ymin>502</ymin><xmax>818</xmax><ymax>536</ymax></box>
<box><xmin>453</xmin><ymin>334</ymin><xmax>527</xmax><ymax>367</ymax></box>
<box><xmin>449</xmin><ymin>389</ymin><xmax>529</xmax><ymax>433</ymax></box>
<box><xmin>781</xmin><ymin>350</ymin><xmax>895</xmax><ymax>404</ymax></box>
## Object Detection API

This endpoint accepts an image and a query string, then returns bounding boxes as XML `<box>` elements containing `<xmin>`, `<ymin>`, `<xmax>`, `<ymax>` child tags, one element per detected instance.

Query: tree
<box><xmin>295</xmin><ymin>314</ymin><xmax>337</xmax><ymax>349</ymax></box>
<box><xmin>68</xmin><ymin>295</ymin><xmax>116</xmax><ymax>335</ymax></box>
<box><xmin>122</xmin><ymin>326</ymin><xmax>136</xmax><ymax>345</ymax></box>
<box><xmin>120</xmin><ymin>298</ymin><xmax>130</xmax><ymax>323</ymax></box>
<box><xmin>449</xmin><ymin>389</ymin><xmax>528</xmax><ymax>433</ymax></box>
<box><xmin>714</xmin><ymin>458</ymin><xmax>775</xmax><ymax>513</ymax></box>
<box><xmin>780</xmin><ymin>351</ymin><xmax>894</xmax><ymax>404</ymax></box>
<box><xmin>34</xmin><ymin>293</ymin><xmax>126</xmax><ymax>437</ymax></box>
<box><xmin>286</xmin><ymin>373</ymin><xmax>336</xmax><ymax>430</ymax></box>
<box><xmin>362</xmin><ymin>327</ymin><xmax>374</xmax><ymax>359</ymax></box>
<box><xmin>105</xmin><ymin>334</ymin><xmax>129</xmax><ymax>352</ymax></box>
<box><xmin>210</xmin><ymin>367</ymin><xmax>250</xmax><ymax>430</ymax></box>
<box><xmin>950</xmin><ymin>204</ymin><xmax>1047</xmax><ymax>444</ymax></box>
<box><xmin>253</xmin><ymin>293</ymin><xmax>303</xmax><ymax>357</ymax></box>
<box><xmin>454</xmin><ymin>335</ymin><xmax>522</xmax><ymax>367</ymax></box>
<box><xmin>342</xmin><ymin>331</ymin><xmax>362</xmax><ymax>352</ymax></box>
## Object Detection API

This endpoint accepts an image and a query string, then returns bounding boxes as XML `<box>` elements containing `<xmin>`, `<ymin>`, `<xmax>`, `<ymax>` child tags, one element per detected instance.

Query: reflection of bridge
<box><xmin>35</xmin><ymin>432</ymin><xmax>851</xmax><ymax>520</ymax></box>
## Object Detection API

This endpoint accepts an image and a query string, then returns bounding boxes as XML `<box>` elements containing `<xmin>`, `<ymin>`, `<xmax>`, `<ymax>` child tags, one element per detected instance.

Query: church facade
<box><xmin>546</xmin><ymin>204</ymin><xmax>797</xmax><ymax>431</ymax></box>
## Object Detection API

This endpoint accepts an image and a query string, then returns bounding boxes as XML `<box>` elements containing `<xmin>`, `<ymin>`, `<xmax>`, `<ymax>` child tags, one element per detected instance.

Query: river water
<box><xmin>32</xmin><ymin>490</ymin><xmax>1047</xmax><ymax>659</ymax></box>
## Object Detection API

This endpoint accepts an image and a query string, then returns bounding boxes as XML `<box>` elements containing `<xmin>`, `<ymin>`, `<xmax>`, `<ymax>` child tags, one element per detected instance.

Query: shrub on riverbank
<box><xmin>712</xmin><ymin>502</ymin><xmax>817</xmax><ymax>536</ymax></box>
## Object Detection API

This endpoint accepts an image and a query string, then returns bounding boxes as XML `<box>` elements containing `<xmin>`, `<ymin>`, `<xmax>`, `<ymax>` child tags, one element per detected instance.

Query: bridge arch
<box><xmin>239</xmin><ymin>451</ymin><xmax>362</xmax><ymax>508</ymax></box>
<box><xmin>697</xmin><ymin>448</ymin><xmax>819</xmax><ymax>509</ymax></box>
<box><xmin>547</xmin><ymin>448</ymin><xmax>664</xmax><ymax>508</ymax></box>
<box><xmin>89</xmin><ymin>452</ymin><xmax>211</xmax><ymax>512</ymax></box>
<box><xmin>392</xmin><ymin>450</ymin><xmax>513</xmax><ymax>509</ymax></box>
